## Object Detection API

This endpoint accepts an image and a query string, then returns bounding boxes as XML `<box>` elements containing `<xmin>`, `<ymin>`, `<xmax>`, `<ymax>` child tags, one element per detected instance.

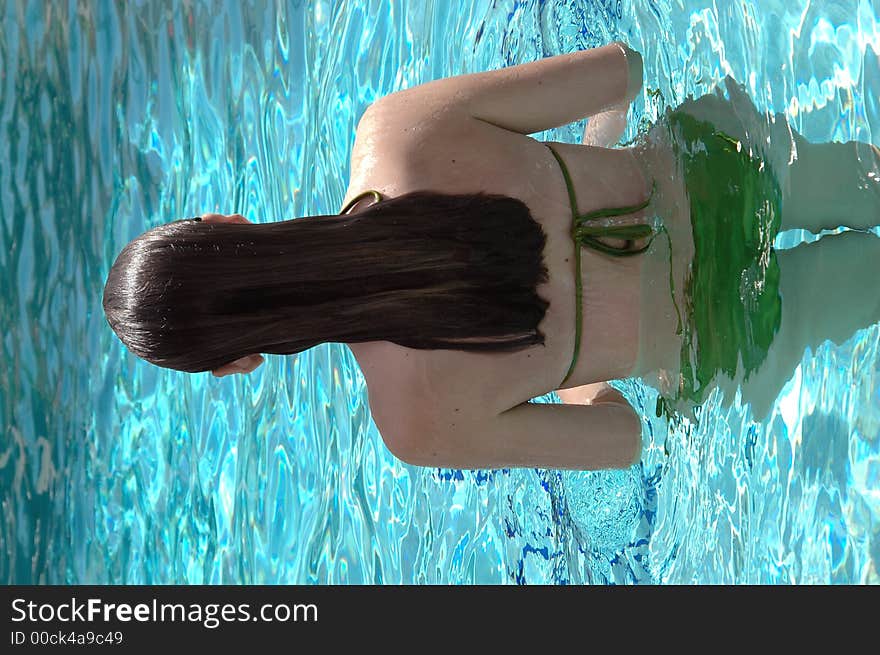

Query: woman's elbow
<box><xmin>623</xmin><ymin>408</ymin><xmax>643</xmax><ymax>466</ymax></box>
<box><xmin>607</xmin><ymin>402</ymin><xmax>643</xmax><ymax>467</ymax></box>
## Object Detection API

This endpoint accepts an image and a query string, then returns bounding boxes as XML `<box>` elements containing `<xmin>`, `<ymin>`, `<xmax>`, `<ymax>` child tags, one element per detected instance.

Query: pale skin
<box><xmin>209</xmin><ymin>44</ymin><xmax>880</xmax><ymax>470</ymax></box>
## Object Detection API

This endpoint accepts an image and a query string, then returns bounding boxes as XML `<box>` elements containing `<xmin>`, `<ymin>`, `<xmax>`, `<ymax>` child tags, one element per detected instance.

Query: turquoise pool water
<box><xmin>1</xmin><ymin>0</ymin><xmax>879</xmax><ymax>584</ymax></box>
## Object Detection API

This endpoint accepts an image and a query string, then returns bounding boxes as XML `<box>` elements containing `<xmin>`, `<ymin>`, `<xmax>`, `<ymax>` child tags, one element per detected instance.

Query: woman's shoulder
<box><xmin>343</xmin><ymin>99</ymin><xmax>466</xmax><ymax>208</ymax></box>
<box><xmin>353</xmin><ymin>95</ymin><xmax>472</xmax><ymax>162</ymax></box>
<box><xmin>348</xmin><ymin>339</ymin><xmax>567</xmax><ymax>430</ymax></box>
<box><xmin>348</xmin><ymin>340</ymin><xmax>484</xmax><ymax>422</ymax></box>
<box><xmin>345</xmin><ymin>99</ymin><xmax>553</xmax><ymax>212</ymax></box>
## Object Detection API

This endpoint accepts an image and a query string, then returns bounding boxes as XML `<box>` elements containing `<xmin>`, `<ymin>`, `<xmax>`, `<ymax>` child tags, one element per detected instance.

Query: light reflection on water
<box><xmin>0</xmin><ymin>0</ymin><xmax>878</xmax><ymax>584</ymax></box>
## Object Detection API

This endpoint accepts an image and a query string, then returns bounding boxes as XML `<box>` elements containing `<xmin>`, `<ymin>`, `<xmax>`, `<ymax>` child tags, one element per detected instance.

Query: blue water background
<box><xmin>1</xmin><ymin>0</ymin><xmax>879</xmax><ymax>583</ymax></box>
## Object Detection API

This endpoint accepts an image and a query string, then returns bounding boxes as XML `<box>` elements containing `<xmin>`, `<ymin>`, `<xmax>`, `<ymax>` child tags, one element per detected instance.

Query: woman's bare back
<box><xmin>345</xmin><ymin>68</ymin><xmax>664</xmax><ymax>430</ymax></box>
<box><xmin>314</xmin><ymin>43</ymin><xmax>662</xmax><ymax>470</ymax></box>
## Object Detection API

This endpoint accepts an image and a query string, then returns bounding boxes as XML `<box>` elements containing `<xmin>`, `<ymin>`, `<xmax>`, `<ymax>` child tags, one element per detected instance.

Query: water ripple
<box><xmin>1</xmin><ymin>0</ymin><xmax>878</xmax><ymax>584</ymax></box>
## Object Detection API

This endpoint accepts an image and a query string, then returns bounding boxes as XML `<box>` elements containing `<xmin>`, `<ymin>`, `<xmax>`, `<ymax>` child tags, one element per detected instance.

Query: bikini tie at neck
<box><xmin>340</xmin><ymin>189</ymin><xmax>384</xmax><ymax>215</ymax></box>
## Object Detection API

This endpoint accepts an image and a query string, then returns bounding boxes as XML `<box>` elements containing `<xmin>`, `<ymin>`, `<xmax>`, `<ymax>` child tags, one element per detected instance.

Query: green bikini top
<box><xmin>544</xmin><ymin>143</ymin><xmax>656</xmax><ymax>387</ymax></box>
<box><xmin>342</xmin><ymin>149</ymin><xmax>656</xmax><ymax>388</ymax></box>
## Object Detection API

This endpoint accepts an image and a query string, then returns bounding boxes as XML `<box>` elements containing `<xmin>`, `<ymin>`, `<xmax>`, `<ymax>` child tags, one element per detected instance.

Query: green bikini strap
<box><xmin>545</xmin><ymin>143</ymin><xmax>657</xmax><ymax>386</ymax></box>
<box><xmin>340</xmin><ymin>189</ymin><xmax>383</xmax><ymax>215</ymax></box>
<box><xmin>574</xmin><ymin>200</ymin><xmax>657</xmax><ymax>257</ymax></box>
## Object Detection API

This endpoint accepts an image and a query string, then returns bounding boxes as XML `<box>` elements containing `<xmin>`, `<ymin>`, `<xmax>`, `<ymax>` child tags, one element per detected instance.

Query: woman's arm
<box><xmin>384</xmin><ymin>396</ymin><xmax>642</xmax><ymax>471</ymax></box>
<box><xmin>556</xmin><ymin>381</ymin><xmax>628</xmax><ymax>406</ymax></box>
<box><xmin>367</xmin><ymin>42</ymin><xmax>642</xmax><ymax>135</ymax></box>
<box><xmin>582</xmin><ymin>104</ymin><xmax>629</xmax><ymax>147</ymax></box>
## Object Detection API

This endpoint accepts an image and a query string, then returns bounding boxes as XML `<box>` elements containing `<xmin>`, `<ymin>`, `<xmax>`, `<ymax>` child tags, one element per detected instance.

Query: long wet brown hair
<box><xmin>102</xmin><ymin>191</ymin><xmax>551</xmax><ymax>373</ymax></box>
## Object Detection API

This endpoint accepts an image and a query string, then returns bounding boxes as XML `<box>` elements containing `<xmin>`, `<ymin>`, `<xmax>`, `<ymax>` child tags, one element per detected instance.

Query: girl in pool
<box><xmin>103</xmin><ymin>43</ymin><xmax>880</xmax><ymax>470</ymax></box>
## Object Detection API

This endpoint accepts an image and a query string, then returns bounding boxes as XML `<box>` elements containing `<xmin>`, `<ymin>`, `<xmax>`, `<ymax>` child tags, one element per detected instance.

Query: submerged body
<box><xmin>645</xmin><ymin>91</ymin><xmax>787</xmax><ymax>417</ymax></box>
